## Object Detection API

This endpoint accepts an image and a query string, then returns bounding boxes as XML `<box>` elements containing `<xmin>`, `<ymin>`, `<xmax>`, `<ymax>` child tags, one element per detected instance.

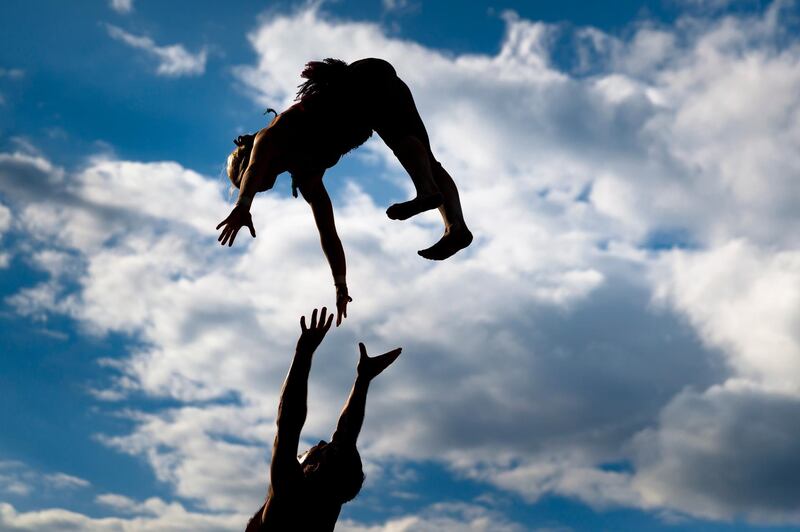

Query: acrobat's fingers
<box><xmin>219</xmin><ymin>226</ymin><xmax>232</xmax><ymax>245</ymax></box>
<box><xmin>228</xmin><ymin>227</ymin><xmax>241</xmax><ymax>247</ymax></box>
<box><xmin>215</xmin><ymin>217</ymin><xmax>229</xmax><ymax>230</ymax></box>
<box><xmin>247</xmin><ymin>219</ymin><xmax>256</xmax><ymax>238</ymax></box>
<box><xmin>301</xmin><ymin>315</ymin><xmax>307</xmax><ymax>332</ymax></box>
<box><xmin>359</xmin><ymin>342</ymin><xmax>368</xmax><ymax>360</ymax></box>
<box><xmin>310</xmin><ymin>308</ymin><xmax>318</xmax><ymax>329</ymax></box>
<box><xmin>336</xmin><ymin>294</ymin><xmax>352</xmax><ymax>327</ymax></box>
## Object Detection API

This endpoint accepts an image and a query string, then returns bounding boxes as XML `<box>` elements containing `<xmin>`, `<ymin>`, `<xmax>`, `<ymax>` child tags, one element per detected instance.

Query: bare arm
<box><xmin>300</xmin><ymin>178</ymin><xmax>352</xmax><ymax>326</ymax></box>
<box><xmin>241</xmin><ymin>128</ymin><xmax>284</xmax><ymax>197</ymax></box>
<box><xmin>217</xmin><ymin>127</ymin><xmax>286</xmax><ymax>247</ymax></box>
<box><xmin>332</xmin><ymin>342</ymin><xmax>401</xmax><ymax>448</ymax></box>
<box><xmin>270</xmin><ymin>308</ymin><xmax>334</xmax><ymax>493</ymax></box>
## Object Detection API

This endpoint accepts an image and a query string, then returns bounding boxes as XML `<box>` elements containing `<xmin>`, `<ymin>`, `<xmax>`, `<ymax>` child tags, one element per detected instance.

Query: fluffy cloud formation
<box><xmin>0</xmin><ymin>201</ymin><xmax>11</xmax><ymax>267</ymax></box>
<box><xmin>632</xmin><ymin>383</ymin><xmax>800</xmax><ymax>523</ymax></box>
<box><xmin>106</xmin><ymin>25</ymin><xmax>207</xmax><ymax>77</ymax></box>
<box><xmin>0</xmin><ymin>68</ymin><xmax>24</xmax><ymax>80</ymax></box>
<box><xmin>3</xmin><ymin>1</ymin><xmax>800</xmax><ymax>529</ymax></box>
<box><xmin>0</xmin><ymin>499</ymin><xmax>532</xmax><ymax>532</ymax></box>
<box><xmin>338</xmin><ymin>502</ymin><xmax>527</xmax><ymax>532</ymax></box>
<box><xmin>0</xmin><ymin>501</ymin><xmax>242</xmax><ymax>532</ymax></box>
<box><xmin>109</xmin><ymin>0</ymin><xmax>133</xmax><ymax>14</ymax></box>
<box><xmin>0</xmin><ymin>461</ymin><xmax>89</xmax><ymax>499</ymax></box>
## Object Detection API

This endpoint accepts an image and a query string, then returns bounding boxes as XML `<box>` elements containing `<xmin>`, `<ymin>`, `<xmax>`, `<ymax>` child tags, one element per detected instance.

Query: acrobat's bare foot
<box><xmin>418</xmin><ymin>227</ymin><xmax>473</xmax><ymax>261</ymax></box>
<box><xmin>386</xmin><ymin>193</ymin><xmax>443</xmax><ymax>221</ymax></box>
<box><xmin>357</xmin><ymin>343</ymin><xmax>402</xmax><ymax>380</ymax></box>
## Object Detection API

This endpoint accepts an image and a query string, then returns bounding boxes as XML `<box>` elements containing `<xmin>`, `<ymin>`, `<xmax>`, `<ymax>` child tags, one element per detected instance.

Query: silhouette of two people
<box><xmin>245</xmin><ymin>308</ymin><xmax>401</xmax><ymax>532</ymax></box>
<box><xmin>225</xmin><ymin>58</ymin><xmax>468</xmax><ymax>530</ymax></box>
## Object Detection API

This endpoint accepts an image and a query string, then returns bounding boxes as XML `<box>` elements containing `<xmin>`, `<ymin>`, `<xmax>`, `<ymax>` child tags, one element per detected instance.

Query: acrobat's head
<box><xmin>226</xmin><ymin>133</ymin><xmax>257</xmax><ymax>189</ymax></box>
<box><xmin>227</xmin><ymin>109</ymin><xmax>288</xmax><ymax>192</ymax></box>
<box><xmin>299</xmin><ymin>440</ymin><xmax>365</xmax><ymax>504</ymax></box>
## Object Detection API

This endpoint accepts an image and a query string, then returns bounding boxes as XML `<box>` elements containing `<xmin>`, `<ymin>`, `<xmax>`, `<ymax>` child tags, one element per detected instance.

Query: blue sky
<box><xmin>1</xmin><ymin>1</ymin><xmax>800</xmax><ymax>531</ymax></box>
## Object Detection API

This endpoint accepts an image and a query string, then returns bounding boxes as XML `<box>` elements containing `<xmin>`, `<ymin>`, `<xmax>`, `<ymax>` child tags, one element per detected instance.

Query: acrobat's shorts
<box><xmin>345</xmin><ymin>58</ymin><xmax>432</xmax><ymax>151</ymax></box>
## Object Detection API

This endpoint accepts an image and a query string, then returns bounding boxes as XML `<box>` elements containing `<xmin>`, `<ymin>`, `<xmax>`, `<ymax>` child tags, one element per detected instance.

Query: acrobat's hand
<box><xmin>357</xmin><ymin>342</ymin><xmax>402</xmax><ymax>380</ymax></box>
<box><xmin>297</xmin><ymin>307</ymin><xmax>334</xmax><ymax>354</ymax></box>
<box><xmin>336</xmin><ymin>284</ymin><xmax>353</xmax><ymax>327</ymax></box>
<box><xmin>216</xmin><ymin>205</ymin><xmax>256</xmax><ymax>247</ymax></box>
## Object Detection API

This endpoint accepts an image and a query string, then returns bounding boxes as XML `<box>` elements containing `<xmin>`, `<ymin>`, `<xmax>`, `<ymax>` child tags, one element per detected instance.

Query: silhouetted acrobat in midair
<box><xmin>217</xmin><ymin>58</ymin><xmax>473</xmax><ymax>326</ymax></box>
<box><xmin>245</xmin><ymin>307</ymin><xmax>401</xmax><ymax>532</ymax></box>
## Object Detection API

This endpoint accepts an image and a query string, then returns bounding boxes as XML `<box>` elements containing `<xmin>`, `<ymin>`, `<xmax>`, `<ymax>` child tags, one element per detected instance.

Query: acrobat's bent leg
<box><xmin>385</xmin><ymin>136</ymin><xmax>443</xmax><ymax>221</ymax></box>
<box><xmin>417</xmin><ymin>160</ymin><xmax>473</xmax><ymax>260</ymax></box>
<box><xmin>372</xmin><ymin>75</ymin><xmax>444</xmax><ymax>221</ymax></box>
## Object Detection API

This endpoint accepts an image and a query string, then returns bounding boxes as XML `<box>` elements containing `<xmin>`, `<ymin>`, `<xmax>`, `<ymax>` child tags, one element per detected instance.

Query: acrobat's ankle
<box><xmin>386</xmin><ymin>192</ymin><xmax>443</xmax><ymax>221</ymax></box>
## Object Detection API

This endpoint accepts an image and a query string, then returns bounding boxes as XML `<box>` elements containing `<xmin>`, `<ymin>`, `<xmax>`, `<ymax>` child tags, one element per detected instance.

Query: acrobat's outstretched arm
<box><xmin>331</xmin><ymin>342</ymin><xmax>401</xmax><ymax>448</ymax></box>
<box><xmin>299</xmin><ymin>178</ymin><xmax>352</xmax><ymax>327</ymax></box>
<box><xmin>270</xmin><ymin>308</ymin><xmax>334</xmax><ymax>492</ymax></box>
<box><xmin>217</xmin><ymin>128</ymin><xmax>285</xmax><ymax>247</ymax></box>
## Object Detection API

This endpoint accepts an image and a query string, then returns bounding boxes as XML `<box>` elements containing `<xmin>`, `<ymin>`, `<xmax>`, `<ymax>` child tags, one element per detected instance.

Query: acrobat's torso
<box><xmin>273</xmin><ymin>58</ymin><xmax>424</xmax><ymax>179</ymax></box>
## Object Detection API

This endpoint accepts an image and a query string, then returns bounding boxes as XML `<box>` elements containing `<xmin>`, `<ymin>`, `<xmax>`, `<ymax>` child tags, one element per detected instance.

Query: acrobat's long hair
<box><xmin>296</xmin><ymin>58</ymin><xmax>349</xmax><ymax>100</ymax></box>
<box><xmin>226</xmin><ymin>134</ymin><xmax>255</xmax><ymax>189</ymax></box>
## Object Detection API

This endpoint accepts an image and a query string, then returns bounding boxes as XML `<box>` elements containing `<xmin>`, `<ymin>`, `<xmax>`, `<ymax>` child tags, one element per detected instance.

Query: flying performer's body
<box><xmin>217</xmin><ymin>58</ymin><xmax>472</xmax><ymax>326</ymax></box>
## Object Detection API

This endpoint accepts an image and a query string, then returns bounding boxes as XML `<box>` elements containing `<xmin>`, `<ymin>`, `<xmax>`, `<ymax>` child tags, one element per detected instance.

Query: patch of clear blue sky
<box><xmin>0</xmin><ymin>0</ymin><xmax>786</xmax><ymax>528</ymax></box>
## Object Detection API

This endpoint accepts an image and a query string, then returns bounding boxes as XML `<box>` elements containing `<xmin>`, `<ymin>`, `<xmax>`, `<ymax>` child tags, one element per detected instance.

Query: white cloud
<box><xmin>3</xmin><ymin>1</ymin><xmax>800</xmax><ymax>528</ymax></box>
<box><xmin>0</xmin><ymin>499</ymin><xmax>531</xmax><ymax>532</ymax></box>
<box><xmin>0</xmin><ymin>68</ymin><xmax>24</xmax><ymax>80</ymax></box>
<box><xmin>0</xmin><ymin>462</ymin><xmax>90</xmax><ymax>499</ymax></box>
<box><xmin>44</xmin><ymin>474</ymin><xmax>91</xmax><ymax>490</ymax></box>
<box><xmin>109</xmin><ymin>0</ymin><xmax>133</xmax><ymax>14</ymax></box>
<box><xmin>381</xmin><ymin>0</ymin><xmax>417</xmax><ymax>14</ymax></box>
<box><xmin>337</xmin><ymin>502</ymin><xmax>526</xmax><ymax>531</ymax></box>
<box><xmin>0</xmin><ymin>202</ymin><xmax>11</xmax><ymax>267</ymax></box>
<box><xmin>652</xmin><ymin>241</ymin><xmax>800</xmax><ymax>390</ymax></box>
<box><xmin>0</xmin><ymin>204</ymin><xmax>10</xmax><ymax>234</ymax></box>
<box><xmin>631</xmin><ymin>383</ymin><xmax>800</xmax><ymax>523</ymax></box>
<box><xmin>106</xmin><ymin>25</ymin><xmax>207</xmax><ymax>77</ymax></box>
<box><xmin>0</xmin><ymin>501</ymin><xmax>242</xmax><ymax>532</ymax></box>
<box><xmin>382</xmin><ymin>0</ymin><xmax>405</xmax><ymax>11</ymax></box>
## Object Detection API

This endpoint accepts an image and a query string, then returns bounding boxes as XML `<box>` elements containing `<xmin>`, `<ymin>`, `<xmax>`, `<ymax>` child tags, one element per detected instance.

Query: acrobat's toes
<box><xmin>418</xmin><ymin>228</ymin><xmax>473</xmax><ymax>261</ymax></box>
<box><xmin>386</xmin><ymin>193</ymin><xmax>443</xmax><ymax>221</ymax></box>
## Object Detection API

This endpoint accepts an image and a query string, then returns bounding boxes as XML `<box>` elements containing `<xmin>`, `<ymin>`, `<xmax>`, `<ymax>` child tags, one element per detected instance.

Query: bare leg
<box><xmin>385</xmin><ymin>135</ymin><xmax>443</xmax><ymax>221</ymax></box>
<box><xmin>331</xmin><ymin>343</ymin><xmax>401</xmax><ymax>447</ymax></box>
<box><xmin>417</xmin><ymin>160</ymin><xmax>473</xmax><ymax>260</ymax></box>
<box><xmin>374</xmin><ymin>75</ymin><xmax>471</xmax><ymax>255</ymax></box>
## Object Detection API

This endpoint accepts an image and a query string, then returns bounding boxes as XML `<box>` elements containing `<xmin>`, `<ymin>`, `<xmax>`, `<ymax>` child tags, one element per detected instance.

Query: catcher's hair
<box><xmin>305</xmin><ymin>444</ymin><xmax>365</xmax><ymax>504</ymax></box>
<box><xmin>296</xmin><ymin>58</ymin><xmax>348</xmax><ymax>100</ymax></box>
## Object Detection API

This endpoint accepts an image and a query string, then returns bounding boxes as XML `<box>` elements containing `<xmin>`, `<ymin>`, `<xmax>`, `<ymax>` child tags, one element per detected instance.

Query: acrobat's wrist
<box><xmin>235</xmin><ymin>193</ymin><xmax>253</xmax><ymax>210</ymax></box>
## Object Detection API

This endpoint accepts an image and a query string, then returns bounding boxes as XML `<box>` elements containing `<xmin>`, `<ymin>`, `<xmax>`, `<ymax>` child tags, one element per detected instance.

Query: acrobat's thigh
<box><xmin>348</xmin><ymin>59</ymin><xmax>432</xmax><ymax>151</ymax></box>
